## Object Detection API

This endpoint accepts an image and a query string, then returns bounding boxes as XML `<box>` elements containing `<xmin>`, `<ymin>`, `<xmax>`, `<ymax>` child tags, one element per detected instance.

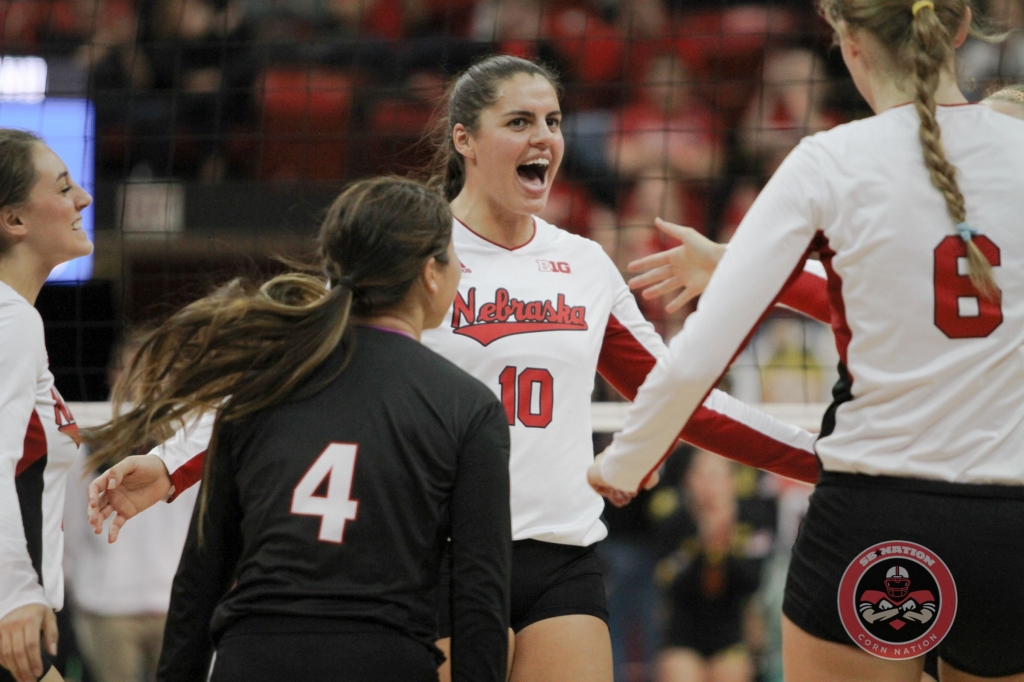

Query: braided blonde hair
<box><xmin>818</xmin><ymin>0</ymin><xmax>999</xmax><ymax>300</ymax></box>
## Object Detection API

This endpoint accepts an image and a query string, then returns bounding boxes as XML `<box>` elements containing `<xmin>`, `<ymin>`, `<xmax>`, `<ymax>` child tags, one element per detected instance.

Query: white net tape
<box><xmin>70</xmin><ymin>401</ymin><xmax>827</xmax><ymax>434</ymax></box>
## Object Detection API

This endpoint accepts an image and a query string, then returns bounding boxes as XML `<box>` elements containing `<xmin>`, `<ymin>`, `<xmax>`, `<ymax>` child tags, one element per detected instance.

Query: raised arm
<box><xmin>597</xmin><ymin>248</ymin><xmax>819</xmax><ymax>488</ymax></box>
<box><xmin>596</xmin><ymin>140</ymin><xmax>824</xmax><ymax>495</ymax></box>
<box><xmin>627</xmin><ymin>218</ymin><xmax>830</xmax><ymax>323</ymax></box>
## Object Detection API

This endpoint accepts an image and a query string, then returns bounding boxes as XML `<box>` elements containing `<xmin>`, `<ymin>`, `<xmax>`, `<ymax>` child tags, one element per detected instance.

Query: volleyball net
<box><xmin>6</xmin><ymin>0</ymin><xmax>1013</xmax><ymax>406</ymax></box>
<box><xmin>68</xmin><ymin>401</ymin><xmax>828</xmax><ymax>433</ymax></box>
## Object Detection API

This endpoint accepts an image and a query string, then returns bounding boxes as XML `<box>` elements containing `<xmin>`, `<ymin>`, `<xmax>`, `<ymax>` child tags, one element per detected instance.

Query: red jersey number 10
<box><xmin>499</xmin><ymin>366</ymin><xmax>553</xmax><ymax>428</ymax></box>
<box><xmin>933</xmin><ymin>235</ymin><xmax>1002</xmax><ymax>339</ymax></box>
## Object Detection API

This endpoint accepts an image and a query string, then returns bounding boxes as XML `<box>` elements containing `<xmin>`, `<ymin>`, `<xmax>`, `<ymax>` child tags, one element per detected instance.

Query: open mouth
<box><xmin>516</xmin><ymin>159</ymin><xmax>550</xmax><ymax>191</ymax></box>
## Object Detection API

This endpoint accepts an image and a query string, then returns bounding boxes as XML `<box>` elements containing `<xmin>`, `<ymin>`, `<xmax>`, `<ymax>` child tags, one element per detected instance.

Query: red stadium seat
<box><xmin>256</xmin><ymin>68</ymin><xmax>355</xmax><ymax>181</ymax></box>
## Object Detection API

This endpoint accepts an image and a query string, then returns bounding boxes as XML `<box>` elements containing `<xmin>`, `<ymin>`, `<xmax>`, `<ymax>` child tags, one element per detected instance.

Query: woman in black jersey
<box><xmin>83</xmin><ymin>177</ymin><xmax>512</xmax><ymax>682</ymax></box>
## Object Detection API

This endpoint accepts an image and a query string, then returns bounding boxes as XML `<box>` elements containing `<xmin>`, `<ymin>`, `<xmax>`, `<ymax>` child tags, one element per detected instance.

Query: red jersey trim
<box><xmin>168</xmin><ymin>450</ymin><xmax>207</xmax><ymax>502</ymax></box>
<box><xmin>454</xmin><ymin>216</ymin><xmax>537</xmax><ymax>252</ymax></box>
<box><xmin>815</xmin><ymin>233</ymin><xmax>852</xmax><ymax>368</ymax></box>
<box><xmin>682</xmin><ymin>406</ymin><xmax>819</xmax><ymax>484</ymax></box>
<box><xmin>889</xmin><ymin>102</ymin><xmax>980</xmax><ymax>111</ymax></box>
<box><xmin>597</xmin><ymin>315</ymin><xmax>656</xmax><ymax>401</ymax></box>
<box><xmin>778</xmin><ymin>270</ymin><xmax>831</xmax><ymax>324</ymax></box>
<box><xmin>17</xmin><ymin>410</ymin><xmax>47</xmax><ymax>476</ymax></box>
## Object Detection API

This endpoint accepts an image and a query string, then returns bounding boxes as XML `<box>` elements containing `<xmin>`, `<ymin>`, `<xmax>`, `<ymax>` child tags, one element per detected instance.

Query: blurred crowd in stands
<box><xmin>2</xmin><ymin>0</ymin><xmax>1019</xmax><ymax>273</ymax></box>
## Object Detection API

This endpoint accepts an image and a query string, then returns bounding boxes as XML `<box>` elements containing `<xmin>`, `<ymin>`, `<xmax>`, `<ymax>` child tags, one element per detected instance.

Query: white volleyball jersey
<box><xmin>152</xmin><ymin>217</ymin><xmax>827</xmax><ymax>544</ymax></box>
<box><xmin>0</xmin><ymin>281</ymin><xmax>80</xmax><ymax>620</ymax></box>
<box><xmin>600</xmin><ymin>104</ymin><xmax>1024</xmax><ymax>491</ymax></box>
<box><xmin>422</xmin><ymin>217</ymin><xmax>817</xmax><ymax>545</ymax></box>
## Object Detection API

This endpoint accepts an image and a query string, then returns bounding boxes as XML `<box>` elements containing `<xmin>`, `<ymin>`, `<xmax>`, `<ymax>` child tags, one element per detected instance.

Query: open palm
<box><xmin>87</xmin><ymin>454</ymin><xmax>173</xmax><ymax>543</ymax></box>
<box><xmin>627</xmin><ymin>218</ymin><xmax>727</xmax><ymax>313</ymax></box>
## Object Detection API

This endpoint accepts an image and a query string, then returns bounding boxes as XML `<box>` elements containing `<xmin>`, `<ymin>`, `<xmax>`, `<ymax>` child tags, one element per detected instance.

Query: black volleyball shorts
<box><xmin>783</xmin><ymin>471</ymin><xmax>1024</xmax><ymax>677</ymax></box>
<box><xmin>438</xmin><ymin>538</ymin><xmax>608</xmax><ymax>638</ymax></box>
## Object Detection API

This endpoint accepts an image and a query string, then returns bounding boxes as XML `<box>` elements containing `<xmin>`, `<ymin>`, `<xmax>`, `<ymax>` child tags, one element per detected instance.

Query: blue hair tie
<box><xmin>955</xmin><ymin>222</ymin><xmax>977</xmax><ymax>242</ymax></box>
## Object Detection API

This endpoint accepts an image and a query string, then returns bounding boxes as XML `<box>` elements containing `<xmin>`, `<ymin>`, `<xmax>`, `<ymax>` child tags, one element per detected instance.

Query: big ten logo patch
<box><xmin>838</xmin><ymin>541</ymin><xmax>956</xmax><ymax>660</ymax></box>
<box><xmin>537</xmin><ymin>260</ymin><xmax>571</xmax><ymax>273</ymax></box>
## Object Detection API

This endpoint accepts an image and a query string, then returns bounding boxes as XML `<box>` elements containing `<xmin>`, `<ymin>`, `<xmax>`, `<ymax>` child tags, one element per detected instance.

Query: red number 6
<box><xmin>933</xmin><ymin>235</ymin><xmax>1002</xmax><ymax>339</ymax></box>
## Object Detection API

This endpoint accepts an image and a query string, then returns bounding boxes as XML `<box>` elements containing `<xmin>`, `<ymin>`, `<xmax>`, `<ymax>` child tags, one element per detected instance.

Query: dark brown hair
<box><xmin>84</xmin><ymin>176</ymin><xmax>453</xmax><ymax>533</ymax></box>
<box><xmin>0</xmin><ymin>129</ymin><xmax>43</xmax><ymax>255</ymax></box>
<box><xmin>818</xmin><ymin>0</ymin><xmax>998</xmax><ymax>298</ymax></box>
<box><xmin>427</xmin><ymin>55</ymin><xmax>561</xmax><ymax>201</ymax></box>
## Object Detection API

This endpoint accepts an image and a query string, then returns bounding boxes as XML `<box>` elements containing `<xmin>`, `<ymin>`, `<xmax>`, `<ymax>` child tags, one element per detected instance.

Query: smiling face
<box><xmin>17</xmin><ymin>144</ymin><xmax>94</xmax><ymax>267</ymax></box>
<box><xmin>457</xmin><ymin>72</ymin><xmax>564</xmax><ymax>219</ymax></box>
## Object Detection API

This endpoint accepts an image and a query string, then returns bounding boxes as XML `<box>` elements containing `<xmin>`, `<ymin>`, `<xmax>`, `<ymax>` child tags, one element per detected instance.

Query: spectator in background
<box><xmin>241</xmin><ymin>0</ymin><xmax>427</xmax><ymax>41</ymax></box>
<box><xmin>0</xmin><ymin>0</ymin><xmax>133</xmax><ymax>57</ymax></box>
<box><xmin>63</xmin><ymin>331</ymin><xmax>198</xmax><ymax>682</ymax></box>
<box><xmin>608</xmin><ymin>53</ymin><xmax>722</xmax><ymax>186</ymax></box>
<box><xmin>738</xmin><ymin>48</ymin><xmax>833</xmax><ymax>177</ymax></box>
<box><xmin>615</xmin><ymin>177</ymin><xmax>690</xmax><ymax>334</ymax></box>
<box><xmin>605</xmin><ymin>52</ymin><xmax>721</xmax><ymax>324</ymax></box>
<box><xmin>656</xmin><ymin>451</ymin><xmax>768</xmax><ymax>682</ymax></box>
<box><xmin>958</xmin><ymin>0</ymin><xmax>1024</xmax><ymax>99</ymax></box>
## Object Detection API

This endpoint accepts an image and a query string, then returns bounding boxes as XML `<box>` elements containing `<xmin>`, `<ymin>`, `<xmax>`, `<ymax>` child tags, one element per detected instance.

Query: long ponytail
<box><xmin>818</xmin><ymin>0</ymin><xmax>1000</xmax><ymax>300</ymax></box>
<box><xmin>909</xmin><ymin>2</ymin><xmax>997</xmax><ymax>299</ymax></box>
<box><xmin>83</xmin><ymin>177</ymin><xmax>453</xmax><ymax>536</ymax></box>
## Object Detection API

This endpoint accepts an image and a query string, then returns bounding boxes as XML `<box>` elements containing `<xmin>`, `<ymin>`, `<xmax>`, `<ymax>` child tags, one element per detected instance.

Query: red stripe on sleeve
<box><xmin>817</xmin><ymin>237</ymin><xmax>852</xmax><ymax>367</ymax></box>
<box><xmin>777</xmin><ymin>270</ymin><xmax>830</xmax><ymax>323</ymax></box>
<box><xmin>597</xmin><ymin>315</ymin><xmax>657</xmax><ymax>401</ymax></box>
<box><xmin>598</xmin><ymin>310</ymin><xmax>820</xmax><ymax>487</ymax></box>
<box><xmin>168</xmin><ymin>450</ymin><xmax>207</xmax><ymax>502</ymax></box>
<box><xmin>681</xmin><ymin>407</ymin><xmax>819</xmax><ymax>484</ymax></box>
<box><xmin>17</xmin><ymin>410</ymin><xmax>47</xmax><ymax>476</ymax></box>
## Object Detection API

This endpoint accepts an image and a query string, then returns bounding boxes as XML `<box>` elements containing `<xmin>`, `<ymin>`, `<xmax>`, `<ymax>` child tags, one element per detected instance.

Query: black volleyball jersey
<box><xmin>157</xmin><ymin>327</ymin><xmax>511</xmax><ymax>682</ymax></box>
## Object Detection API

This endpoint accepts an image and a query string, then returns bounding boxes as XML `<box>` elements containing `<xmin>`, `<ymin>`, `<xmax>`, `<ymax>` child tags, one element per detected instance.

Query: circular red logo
<box><xmin>838</xmin><ymin>540</ymin><xmax>956</xmax><ymax>660</ymax></box>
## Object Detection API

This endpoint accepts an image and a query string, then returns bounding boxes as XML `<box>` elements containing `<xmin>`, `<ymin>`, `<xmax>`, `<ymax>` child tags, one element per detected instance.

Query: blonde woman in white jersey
<box><xmin>0</xmin><ymin>130</ymin><xmax>93</xmax><ymax>682</ymax></box>
<box><xmin>85</xmin><ymin>57</ymin><xmax>830</xmax><ymax>682</ymax></box>
<box><xmin>590</xmin><ymin>0</ymin><xmax>1024</xmax><ymax>679</ymax></box>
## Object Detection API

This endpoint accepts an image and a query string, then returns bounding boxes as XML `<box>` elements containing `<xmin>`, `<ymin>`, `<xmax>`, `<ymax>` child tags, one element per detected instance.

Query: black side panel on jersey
<box><xmin>819</xmin><ymin>362</ymin><xmax>853</xmax><ymax>439</ymax></box>
<box><xmin>14</xmin><ymin>455</ymin><xmax>46</xmax><ymax>585</ymax></box>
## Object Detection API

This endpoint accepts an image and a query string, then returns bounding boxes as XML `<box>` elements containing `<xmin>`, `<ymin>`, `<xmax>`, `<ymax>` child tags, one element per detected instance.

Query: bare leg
<box><xmin>782</xmin><ymin>615</ymin><xmax>923</xmax><ymax>682</ymax></box>
<box><xmin>437</xmin><ymin>629</ymin><xmax>515</xmax><ymax>682</ymax></box>
<box><xmin>437</xmin><ymin>637</ymin><xmax>450</xmax><ymax>682</ymax></box>
<box><xmin>657</xmin><ymin>648</ymin><xmax>707</xmax><ymax>682</ymax></box>
<box><xmin>938</xmin><ymin>660</ymin><xmax>1024</xmax><ymax>682</ymax></box>
<box><xmin>509</xmin><ymin>615</ymin><xmax>612</xmax><ymax>682</ymax></box>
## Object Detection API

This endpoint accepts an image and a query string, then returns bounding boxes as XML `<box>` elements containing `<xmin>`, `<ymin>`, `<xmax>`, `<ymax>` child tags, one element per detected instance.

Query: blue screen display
<box><xmin>0</xmin><ymin>99</ymin><xmax>95</xmax><ymax>282</ymax></box>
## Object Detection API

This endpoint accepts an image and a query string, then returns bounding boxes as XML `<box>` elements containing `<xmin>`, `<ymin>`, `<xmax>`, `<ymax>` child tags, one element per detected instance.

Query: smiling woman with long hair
<box><xmin>0</xmin><ymin>129</ymin><xmax>93</xmax><ymax>682</ymax></box>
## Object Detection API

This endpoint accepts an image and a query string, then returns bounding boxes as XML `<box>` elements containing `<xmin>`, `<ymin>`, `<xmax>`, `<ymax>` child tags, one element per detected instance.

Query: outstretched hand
<box><xmin>587</xmin><ymin>453</ymin><xmax>659</xmax><ymax>508</ymax></box>
<box><xmin>87</xmin><ymin>455</ymin><xmax>173</xmax><ymax>543</ymax></box>
<box><xmin>627</xmin><ymin>218</ymin><xmax>726</xmax><ymax>313</ymax></box>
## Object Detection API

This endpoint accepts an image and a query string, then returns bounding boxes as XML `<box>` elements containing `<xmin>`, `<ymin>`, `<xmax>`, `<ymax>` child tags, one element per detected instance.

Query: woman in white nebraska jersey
<box><xmin>590</xmin><ymin>0</ymin><xmax>1024</xmax><ymax>678</ymax></box>
<box><xmin>0</xmin><ymin>130</ymin><xmax>93</xmax><ymax>682</ymax></box>
<box><xmin>87</xmin><ymin>57</ymin><xmax>826</xmax><ymax>681</ymax></box>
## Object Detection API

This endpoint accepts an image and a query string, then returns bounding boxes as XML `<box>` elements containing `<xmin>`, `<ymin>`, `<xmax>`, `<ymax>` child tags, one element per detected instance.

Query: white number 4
<box><xmin>290</xmin><ymin>443</ymin><xmax>360</xmax><ymax>543</ymax></box>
